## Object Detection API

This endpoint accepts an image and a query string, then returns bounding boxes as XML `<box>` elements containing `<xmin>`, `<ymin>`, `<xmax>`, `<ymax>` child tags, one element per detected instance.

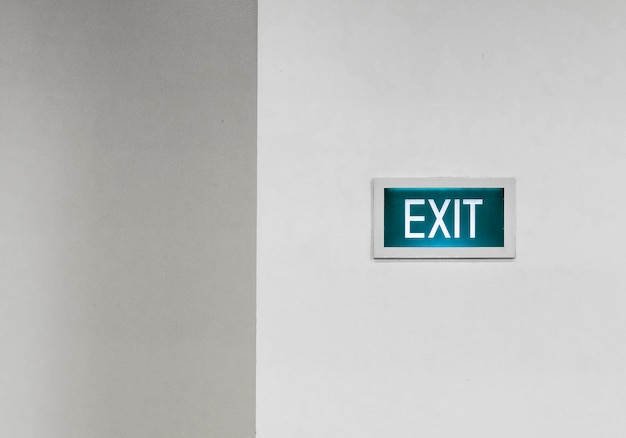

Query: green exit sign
<box><xmin>373</xmin><ymin>178</ymin><xmax>515</xmax><ymax>259</ymax></box>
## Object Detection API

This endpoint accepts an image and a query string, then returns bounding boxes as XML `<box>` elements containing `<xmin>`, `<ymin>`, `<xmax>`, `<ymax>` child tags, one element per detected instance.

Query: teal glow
<box><xmin>384</xmin><ymin>188</ymin><xmax>504</xmax><ymax>248</ymax></box>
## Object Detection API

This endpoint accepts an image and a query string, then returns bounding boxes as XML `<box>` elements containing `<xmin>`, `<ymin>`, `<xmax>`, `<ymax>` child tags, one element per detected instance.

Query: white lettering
<box><xmin>428</xmin><ymin>199</ymin><xmax>451</xmax><ymax>238</ymax></box>
<box><xmin>463</xmin><ymin>199</ymin><xmax>483</xmax><ymax>238</ymax></box>
<box><xmin>454</xmin><ymin>199</ymin><xmax>460</xmax><ymax>238</ymax></box>
<box><xmin>405</xmin><ymin>199</ymin><xmax>425</xmax><ymax>238</ymax></box>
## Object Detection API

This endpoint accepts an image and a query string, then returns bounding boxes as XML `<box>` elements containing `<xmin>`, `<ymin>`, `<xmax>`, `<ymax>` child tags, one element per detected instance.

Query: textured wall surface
<box><xmin>1</xmin><ymin>1</ymin><xmax>256</xmax><ymax>437</ymax></box>
<box><xmin>258</xmin><ymin>1</ymin><xmax>626</xmax><ymax>436</ymax></box>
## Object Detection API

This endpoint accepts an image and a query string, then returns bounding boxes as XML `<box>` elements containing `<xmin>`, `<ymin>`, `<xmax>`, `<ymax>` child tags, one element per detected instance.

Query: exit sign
<box><xmin>373</xmin><ymin>178</ymin><xmax>515</xmax><ymax>259</ymax></box>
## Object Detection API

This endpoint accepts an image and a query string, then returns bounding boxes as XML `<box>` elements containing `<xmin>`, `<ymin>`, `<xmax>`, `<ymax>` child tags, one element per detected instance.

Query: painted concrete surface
<box><xmin>258</xmin><ymin>1</ymin><xmax>626</xmax><ymax>436</ymax></box>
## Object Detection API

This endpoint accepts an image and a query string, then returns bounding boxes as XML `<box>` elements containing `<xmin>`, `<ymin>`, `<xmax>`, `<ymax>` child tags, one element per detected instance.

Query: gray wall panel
<box><xmin>1</xmin><ymin>1</ymin><xmax>256</xmax><ymax>437</ymax></box>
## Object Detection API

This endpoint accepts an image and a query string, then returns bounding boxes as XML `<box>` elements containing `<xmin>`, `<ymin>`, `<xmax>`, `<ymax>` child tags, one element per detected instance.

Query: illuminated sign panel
<box><xmin>373</xmin><ymin>178</ymin><xmax>515</xmax><ymax>259</ymax></box>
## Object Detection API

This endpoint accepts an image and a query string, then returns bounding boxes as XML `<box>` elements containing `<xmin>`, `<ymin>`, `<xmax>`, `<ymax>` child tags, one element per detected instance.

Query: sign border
<box><xmin>373</xmin><ymin>177</ymin><xmax>516</xmax><ymax>259</ymax></box>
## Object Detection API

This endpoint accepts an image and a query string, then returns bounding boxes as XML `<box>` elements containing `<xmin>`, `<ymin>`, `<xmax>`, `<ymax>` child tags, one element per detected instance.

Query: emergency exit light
<box><xmin>373</xmin><ymin>178</ymin><xmax>515</xmax><ymax>259</ymax></box>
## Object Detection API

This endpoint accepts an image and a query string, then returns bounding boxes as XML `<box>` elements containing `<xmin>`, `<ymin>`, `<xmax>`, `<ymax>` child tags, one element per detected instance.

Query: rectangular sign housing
<box><xmin>373</xmin><ymin>177</ymin><xmax>516</xmax><ymax>259</ymax></box>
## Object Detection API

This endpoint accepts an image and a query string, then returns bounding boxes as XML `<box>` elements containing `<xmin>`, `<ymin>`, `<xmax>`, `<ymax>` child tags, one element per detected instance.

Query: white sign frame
<box><xmin>373</xmin><ymin>177</ymin><xmax>516</xmax><ymax>259</ymax></box>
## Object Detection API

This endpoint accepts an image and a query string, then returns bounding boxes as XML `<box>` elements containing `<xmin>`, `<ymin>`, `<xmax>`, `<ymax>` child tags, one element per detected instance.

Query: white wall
<box><xmin>1</xmin><ymin>1</ymin><xmax>256</xmax><ymax>437</ymax></box>
<box><xmin>258</xmin><ymin>1</ymin><xmax>626</xmax><ymax>436</ymax></box>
